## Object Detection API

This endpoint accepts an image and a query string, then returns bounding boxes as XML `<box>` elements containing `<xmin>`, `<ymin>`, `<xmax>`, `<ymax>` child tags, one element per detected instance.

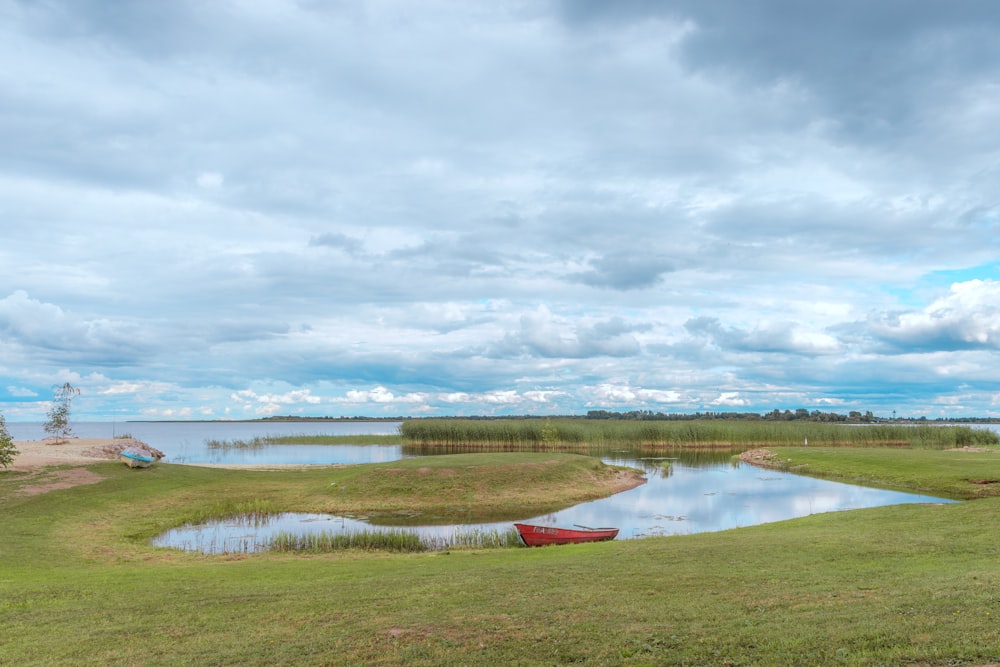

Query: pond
<box><xmin>150</xmin><ymin>450</ymin><xmax>954</xmax><ymax>554</ymax></box>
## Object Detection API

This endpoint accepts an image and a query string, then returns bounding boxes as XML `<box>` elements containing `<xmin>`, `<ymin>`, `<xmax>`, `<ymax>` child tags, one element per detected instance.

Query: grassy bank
<box><xmin>400</xmin><ymin>418</ymin><xmax>999</xmax><ymax>449</ymax></box>
<box><xmin>751</xmin><ymin>446</ymin><xmax>1000</xmax><ymax>500</ymax></box>
<box><xmin>0</xmin><ymin>453</ymin><xmax>640</xmax><ymax>560</ymax></box>
<box><xmin>2</xmin><ymin>448</ymin><xmax>999</xmax><ymax>665</ymax></box>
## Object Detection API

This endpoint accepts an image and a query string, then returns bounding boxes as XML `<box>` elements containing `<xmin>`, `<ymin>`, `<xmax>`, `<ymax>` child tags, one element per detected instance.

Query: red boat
<box><xmin>514</xmin><ymin>523</ymin><xmax>619</xmax><ymax>547</ymax></box>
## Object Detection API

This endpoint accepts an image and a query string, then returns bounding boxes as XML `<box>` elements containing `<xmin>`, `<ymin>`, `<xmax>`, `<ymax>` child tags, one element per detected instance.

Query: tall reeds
<box><xmin>400</xmin><ymin>419</ymin><xmax>999</xmax><ymax>450</ymax></box>
<box><xmin>267</xmin><ymin>526</ymin><xmax>522</xmax><ymax>553</ymax></box>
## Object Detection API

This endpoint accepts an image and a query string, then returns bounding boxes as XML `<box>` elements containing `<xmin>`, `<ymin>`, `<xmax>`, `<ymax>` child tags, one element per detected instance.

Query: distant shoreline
<box><xmin>124</xmin><ymin>417</ymin><xmax>406</xmax><ymax>423</ymax></box>
<box><xmin>6</xmin><ymin>415</ymin><xmax>1000</xmax><ymax>425</ymax></box>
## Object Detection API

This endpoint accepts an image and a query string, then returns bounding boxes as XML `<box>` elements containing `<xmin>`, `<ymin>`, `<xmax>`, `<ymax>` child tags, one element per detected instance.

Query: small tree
<box><xmin>44</xmin><ymin>382</ymin><xmax>80</xmax><ymax>444</ymax></box>
<box><xmin>0</xmin><ymin>412</ymin><xmax>18</xmax><ymax>469</ymax></box>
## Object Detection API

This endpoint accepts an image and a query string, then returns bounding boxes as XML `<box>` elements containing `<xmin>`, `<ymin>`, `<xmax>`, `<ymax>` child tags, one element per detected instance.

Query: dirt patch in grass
<box><xmin>18</xmin><ymin>467</ymin><xmax>105</xmax><ymax>496</ymax></box>
<box><xmin>739</xmin><ymin>448</ymin><xmax>782</xmax><ymax>468</ymax></box>
<box><xmin>3</xmin><ymin>438</ymin><xmax>157</xmax><ymax>496</ymax></box>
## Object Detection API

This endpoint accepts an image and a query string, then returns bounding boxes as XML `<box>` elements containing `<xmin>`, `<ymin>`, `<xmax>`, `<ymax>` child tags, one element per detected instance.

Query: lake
<box><xmin>8</xmin><ymin>420</ymin><xmax>960</xmax><ymax>553</ymax></box>
<box><xmin>6</xmin><ymin>420</ymin><xmax>405</xmax><ymax>464</ymax></box>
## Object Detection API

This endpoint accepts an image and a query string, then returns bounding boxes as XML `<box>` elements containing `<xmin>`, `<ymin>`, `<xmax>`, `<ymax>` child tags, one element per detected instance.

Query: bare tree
<box><xmin>44</xmin><ymin>382</ymin><xmax>80</xmax><ymax>444</ymax></box>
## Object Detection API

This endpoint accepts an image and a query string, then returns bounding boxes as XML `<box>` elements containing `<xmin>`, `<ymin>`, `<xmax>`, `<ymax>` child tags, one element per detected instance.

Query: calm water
<box><xmin>6</xmin><ymin>420</ymin><xmax>405</xmax><ymax>464</ymax></box>
<box><xmin>8</xmin><ymin>420</ymin><xmax>961</xmax><ymax>553</ymax></box>
<box><xmin>148</xmin><ymin>450</ymin><xmax>954</xmax><ymax>554</ymax></box>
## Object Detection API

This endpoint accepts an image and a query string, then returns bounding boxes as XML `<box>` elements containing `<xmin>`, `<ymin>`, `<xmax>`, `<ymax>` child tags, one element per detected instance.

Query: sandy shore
<box><xmin>9</xmin><ymin>438</ymin><xmax>161</xmax><ymax>471</ymax></box>
<box><xmin>8</xmin><ymin>438</ymin><xmax>327</xmax><ymax>471</ymax></box>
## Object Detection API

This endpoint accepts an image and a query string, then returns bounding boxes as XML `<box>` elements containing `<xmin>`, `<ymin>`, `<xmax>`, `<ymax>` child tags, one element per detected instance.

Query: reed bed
<box><xmin>267</xmin><ymin>526</ymin><xmax>522</xmax><ymax>553</ymax></box>
<box><xmin>206</xmin><ymin>437</ymin><xmax>266</xmax><ymax>450</ymax></box>
<box><xmin>400</xmin><ymin>418</ymin><xmax>999</xmax><ymax>450</ymax></box>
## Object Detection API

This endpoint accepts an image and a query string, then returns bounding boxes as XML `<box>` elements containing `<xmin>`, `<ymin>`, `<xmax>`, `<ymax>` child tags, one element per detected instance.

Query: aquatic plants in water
<box><xmin>400</xmin><ymin>418</ymin><xmax>1000</xmax><ymax>449</ymax></box>
<box><xmin>206</xmin><ymin>433</ymin><xmax>404</xmax><ymax>449</ymax></box>
<box><xmin>268</xmin><ymin>525</ymin><xmax>522</xmax><ymax>553</ymax></box>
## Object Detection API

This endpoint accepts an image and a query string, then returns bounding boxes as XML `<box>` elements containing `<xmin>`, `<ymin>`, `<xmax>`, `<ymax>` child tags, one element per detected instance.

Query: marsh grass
<box><xmin>206</xmin><ymin>437</ymin><xmax>266</xmax><ymax>450</ymax></box>
<box><xmin>206</xmin><ymin>433</ymin><xmax>404</xmax><ymax>449</ymax></box>
<box><xmin>401</xmin><ymin>418</ymin><xmax>999</xmax><ymax>450</ymax></box>
<box><xmin>173</xmin><ymin>497</ymin><xmax>280</xmax><ymax>527</ymax></box>
<box><xmin>267</xmin><ymin>526</ymin><xmax>521</xmax><ymax>553</ymax></box>
<box><xmin>270</xmin><ymin>528</ymin><xmax>428</xmax><ymax>552</ymax></box>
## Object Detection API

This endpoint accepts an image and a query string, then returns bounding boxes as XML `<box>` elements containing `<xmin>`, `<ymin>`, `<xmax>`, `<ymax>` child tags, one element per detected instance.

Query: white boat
<box><xmin>120</xmin><ymin>446</ymin><xmax>156</xmax><ymax>468</ymax></box>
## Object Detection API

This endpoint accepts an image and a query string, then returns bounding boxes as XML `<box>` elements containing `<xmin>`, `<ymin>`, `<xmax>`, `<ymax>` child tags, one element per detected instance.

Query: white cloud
<box><xmin>591</xmin><ymin>384</ymin><xmax>637</xmax><ymax>404</ymax></box>
<box><xmin>196</xmin><ymin>171</ymin><xmax>224</xmax><ymax>189</ymax></box>
<box><xmin>711</xmin><ymin>392</ymin><xmax>748</xmax><ymax>407</ymax></box>
<box><xmin>339</xmin><ymin>387</ymin><xmax>426</xmax><ymax>405</ymax></box>
<box><xmin>868</xmin><ymin>280</ymin><xmax>1000</xmax><ymax>350</ymax></box>
<box><xmin>636</xmin><ymin>389</ymin><xmax>683</xmax><ymax>404</ymax></box>
<box><xmin>232</xmin><ymin>389</ymin><xmax>321</xmax><ymax>405</ymax></box>
<box><xmin>523</xmin><ymin>390</ymin><xmax>564</xmax><ymax>403</ymax></box>
<box><xmin>483</xmin><ymin>391</ymin><xmax>520</xmax><ymax>404</ymax></box>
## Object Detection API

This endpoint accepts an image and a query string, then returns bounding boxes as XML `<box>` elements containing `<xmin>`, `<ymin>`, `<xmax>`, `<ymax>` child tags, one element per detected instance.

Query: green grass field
<box><xmin>2</xmin><ymin>446</ymin><xmax>999</xmax><ymax>665</ymax></box>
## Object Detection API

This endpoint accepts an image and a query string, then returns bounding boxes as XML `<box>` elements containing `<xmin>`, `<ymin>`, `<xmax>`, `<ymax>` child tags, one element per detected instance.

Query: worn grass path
<box><xmin>2</xmin><ymin>448</ymin><xmax>1000</xmax><ymax>665</ymax></box>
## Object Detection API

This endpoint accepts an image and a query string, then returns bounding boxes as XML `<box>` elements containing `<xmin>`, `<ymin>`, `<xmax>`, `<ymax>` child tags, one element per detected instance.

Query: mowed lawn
<box><xmin>2</xmin><ymin>448</ymin><xmax>999</xmax><ymax>666</ymax></box>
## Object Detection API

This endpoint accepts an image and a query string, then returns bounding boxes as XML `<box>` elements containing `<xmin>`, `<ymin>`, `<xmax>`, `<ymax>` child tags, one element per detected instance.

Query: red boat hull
<box><xmin>514</xmin><ymin>523</ymin><xmax>619</xmax><ymax>547</ymax></box>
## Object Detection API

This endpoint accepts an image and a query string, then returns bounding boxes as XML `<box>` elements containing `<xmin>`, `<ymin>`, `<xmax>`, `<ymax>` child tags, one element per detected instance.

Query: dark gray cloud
<box><xmin>569</xmin><ymin>252</ymin><xmax>675</xmax><ymax>290</ymax></box>
<box><xmin>309</xmin><ymin>233</ymin><xmax>365</xmax><ymax>255</ymax></box>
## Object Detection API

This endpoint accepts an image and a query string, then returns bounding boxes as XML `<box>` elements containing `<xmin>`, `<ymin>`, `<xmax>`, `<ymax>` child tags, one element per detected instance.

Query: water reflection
<box><xmin>152</xmin><ymin>453</ymin><xmax>953</xmax><ymax>554</ymax></box>
<box><xmin>568</xmin><ymin>456</ymin><xmax>950</xmax><ymax>539</ymax></box>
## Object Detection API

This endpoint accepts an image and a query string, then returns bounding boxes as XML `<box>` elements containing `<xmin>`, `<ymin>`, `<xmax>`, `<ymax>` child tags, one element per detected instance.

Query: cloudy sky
<box><xmin>2</xmin><ymin>0</ymin><xmax>1000</xmax><ymax>422</ymax></box>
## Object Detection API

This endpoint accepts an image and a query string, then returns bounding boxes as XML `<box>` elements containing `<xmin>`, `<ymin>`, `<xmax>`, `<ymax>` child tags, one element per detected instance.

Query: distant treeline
<box><xmin>586</xmin><ymin>409</ymin><xmax>876</xmax><ymax>422</ymax></box>
<box><xmin>255</xmin><ymin>411</ymin><xmax>999</xmax><ymax>423</ymax></box>
<box><xmin>584</xmin><ymin>410</ymin><xmax>1000</xmax><ymax>423</ymax></box>
<box><xmin>257</xmin><ymin>415</ymin><xmax>407</xmax><ymax>422</ymax></box>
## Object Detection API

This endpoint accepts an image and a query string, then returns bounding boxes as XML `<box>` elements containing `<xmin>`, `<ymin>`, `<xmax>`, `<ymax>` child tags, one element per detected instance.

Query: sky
<box><xmin>2</xmin><ymin>0</ymin><xmax>1000</xmax><ymax>422</ymax></box>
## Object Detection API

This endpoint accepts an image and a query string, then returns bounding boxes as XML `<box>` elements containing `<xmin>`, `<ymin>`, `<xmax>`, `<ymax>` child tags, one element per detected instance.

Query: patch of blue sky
<box><xmin>884</xmin><ymin>263</ymin><xmax>1000</xmax><ymax>308</ymax></box>
<box><xmin>880</xmin><ymin>285</ymin><xmax>925</xmax><ymax>308</ymax></box>
<box><xmin>920</xmin><ymin>263</ymin><xmax>1000</xmax><ymax>289</ymax></box>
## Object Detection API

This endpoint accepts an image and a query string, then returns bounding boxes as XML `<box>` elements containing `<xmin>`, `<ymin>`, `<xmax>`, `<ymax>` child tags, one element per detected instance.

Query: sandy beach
<box><xmin>7</xmin><ymin>438</ymin><xmax>323</xmax><ymax>472</ymax></box>
<box><xmin>9</xmin><ymin>438</ymin><xmax>159</xmax><ymax>471</ymax></box>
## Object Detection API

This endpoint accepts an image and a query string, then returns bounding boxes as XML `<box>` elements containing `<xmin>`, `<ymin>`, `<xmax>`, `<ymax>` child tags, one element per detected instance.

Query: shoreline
<box><xmin>7</xmin><ymin>438</ymin><xmax>341</xmax><ymax>472</ymax></box>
